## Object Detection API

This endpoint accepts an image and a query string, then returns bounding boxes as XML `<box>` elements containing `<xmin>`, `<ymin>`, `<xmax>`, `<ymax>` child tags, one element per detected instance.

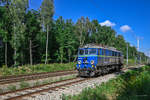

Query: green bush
<box><xmin>0</xmin><ymin>62</ymin><xmax>75</xmax><ymax>76</ymax></box>
<box><xmin>64</xmin><ymin>66</ymin><xmax>150</xmax><ymax>100</ymax></box>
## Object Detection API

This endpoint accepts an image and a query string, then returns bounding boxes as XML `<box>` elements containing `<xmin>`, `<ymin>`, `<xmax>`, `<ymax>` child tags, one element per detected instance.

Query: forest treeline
<box><xmin>0</xmin><ymin>0</ymin><xmax>148</xmax><ymax>67</ymax></box>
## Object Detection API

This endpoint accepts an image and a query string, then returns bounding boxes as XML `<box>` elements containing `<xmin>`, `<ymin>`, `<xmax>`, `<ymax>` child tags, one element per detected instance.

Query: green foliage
<box><xmin>0</xmin><ymin>65</ymin><xmax>12</xmax><ymax>76</ymax></box>
<box><xmin>64</xmin><ymin>66</ymin><xmax>150</xmax><ymax>100</ymax></box>
<box><xmin>9</xmin><ymin>0</ymin><xmax>29</xmax><ymax>66</ymax></box>
<box><xmin>0</xmin><ymin>63</ymin><xmax>75</xmax><ymax>76</ymax></box>
<box><xmin>0</xmin><ymin>1</ymin><xmax>148</xmax><ymax>67</ymax></box>
<box><xmin>40</xmin><ymin>0</ymin><xmax>54</xmax><ymax>26</ymax></box>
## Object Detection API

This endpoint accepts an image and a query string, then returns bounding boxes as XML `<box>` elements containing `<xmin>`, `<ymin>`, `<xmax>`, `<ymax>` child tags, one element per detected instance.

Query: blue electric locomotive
<box><xmin>76</xmin><ymin>44</ymin><xmax>123</xmax><ymax>77</ymax></box>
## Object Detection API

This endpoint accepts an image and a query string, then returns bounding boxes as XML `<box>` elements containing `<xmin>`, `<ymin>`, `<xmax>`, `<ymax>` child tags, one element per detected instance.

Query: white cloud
<box><xmin>145</xmin><ymin>51</ymin><xmax>150</xmax><ymax>57</ymax></box>
<box><xmin>100</xmin><ymin>20</ymin><xmax>116</xmax><ymax>27</ymax></box>
<box><xmin>120</xmin><ymin>25</ymin><xmax>131</xmax><ymax>32</ymax></box>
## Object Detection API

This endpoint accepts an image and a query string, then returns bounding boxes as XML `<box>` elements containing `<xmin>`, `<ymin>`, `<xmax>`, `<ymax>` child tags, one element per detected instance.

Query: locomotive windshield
<box><xmin>78</xmin><ymin>48</ymin><xmax>97</xmax><ymax>55</ymax></box>
<box><xmin>89</xmin><ymin>49</ymin><xmax>96</xmax><ymax>54</ymax></box>
<box><xmin>79</xmin><ymin>49</ymin><xmax>84</xmax><ymax>55</ymax></box>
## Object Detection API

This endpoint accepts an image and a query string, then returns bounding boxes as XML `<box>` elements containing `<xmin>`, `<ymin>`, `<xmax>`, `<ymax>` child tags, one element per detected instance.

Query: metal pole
<box><xmin>127</xmin><ymin>44</ymin><xmax>128</xmax><ymax>66</ymax></box>
<box><xmin>134</xmin><ymin>53</ymin><xmax>136</xmax><ymax>65</ymax></box>
<box><xmin>137</xmin><ymin>38</ymin><xmax>140</xmax><ymax>64</ymax></box>
<box><xmin>137</xmin><ymin>39</ymin><xmax>139</xmax><ymax>51</ymax></box>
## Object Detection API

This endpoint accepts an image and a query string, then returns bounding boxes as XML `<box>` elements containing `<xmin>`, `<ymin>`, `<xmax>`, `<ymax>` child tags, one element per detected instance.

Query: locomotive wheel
<box><xmin>116</xmin><ymin>65</ymin><xmax>121</xmax><ymax>72</ymax></box>
<box><xmin>89</xmin><ymin>71</ymin><xmax>95</xmax><ymax>77</ymax></box>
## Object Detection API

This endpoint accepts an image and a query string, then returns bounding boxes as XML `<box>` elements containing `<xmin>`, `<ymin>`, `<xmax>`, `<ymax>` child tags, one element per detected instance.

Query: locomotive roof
<box><xmin>80</xmin><ymin>44</ymin><xmax>121</xmax><ymax>52</ymax></box>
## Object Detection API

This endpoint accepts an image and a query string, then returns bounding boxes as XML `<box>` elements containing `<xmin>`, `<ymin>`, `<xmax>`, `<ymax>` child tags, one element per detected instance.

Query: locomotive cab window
<box><xmin>79</xmin><ymin>49</ymin><xmax>84</xmax><ymax>55</ymax></box>
<box><xmin>89</xmin><ymin>48</ymin><xmax>97</xmax><ymax>55</ymax></box>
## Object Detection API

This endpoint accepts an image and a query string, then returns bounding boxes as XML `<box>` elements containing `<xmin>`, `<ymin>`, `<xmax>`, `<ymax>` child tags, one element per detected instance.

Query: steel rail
<box><xmin>1</xmin><ymin>77</ymin><xmax>88</xmax><ymax>100</ymax></box>
<box><xmin>0</xmin><ymin>70</ymin><xmax>77</xmax><ymax>85</ymax></box>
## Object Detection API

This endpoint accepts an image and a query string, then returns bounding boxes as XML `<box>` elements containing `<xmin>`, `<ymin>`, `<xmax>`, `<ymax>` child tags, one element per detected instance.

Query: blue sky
<box><xmin>30</xmin><ymin>0</ymin><xmax>150</xmax><ymax>56</ymax></box>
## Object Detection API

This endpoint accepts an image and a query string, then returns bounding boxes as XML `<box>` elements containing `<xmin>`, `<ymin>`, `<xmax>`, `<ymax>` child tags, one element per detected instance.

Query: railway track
<box><xmin>0</xmin><ymin>77</ymin><xmax>87</xmax><ymax>100</ymax></box>
<box><xmin>0</xmin><ymin>65</ymin><xmax>144</xmax><ymax>100</ymax></box>
<box><xmin>0</xmin><ymin>70</ymin><xmax>77</xmax><ymax>85</ymax></box>
<box><xmin>0</xmin><ymin>65</ymin><xmax>143</xmax><ymax>85</ymax></box>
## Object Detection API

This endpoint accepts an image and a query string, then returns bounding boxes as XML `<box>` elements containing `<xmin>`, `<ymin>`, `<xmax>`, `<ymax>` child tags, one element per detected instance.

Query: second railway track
<box><xmin>0</xmin><ymin>77</ymin><xmax>87</xmax><ymax>100</ymax></box>
<box><xmin>0</xmin><ymin>70</ymin><xmax>77</xmax><ymax>85</ymax></box>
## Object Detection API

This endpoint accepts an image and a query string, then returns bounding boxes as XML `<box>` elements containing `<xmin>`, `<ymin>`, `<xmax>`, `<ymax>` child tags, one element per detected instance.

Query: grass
<box><xmin>0</xmin><ymin>59</ymin><xmax>145</xmax><ymax>77</ymax></box>
<box><xmin>124</xmin><ymin>59</ymin><xmax>136</xmax><ymax>66</ymax></box>
<box><xmin>7</xmin><ymin>85</ymin><xmax>16</xmax><ymax>91</ymax></box>
<box><xmin>19</xmin><ymin>81</ymin><xmax>30</xmax><ymax>89</ymax></box>
<box><xmin>63</xmin><ymin>65</ymin><xmax>150</xmax><ymax>100</ymax></box>
<box><xmin>34</xmin><ymin>81</ymin><xmax>41</xmax><ymax>86</ymax></box>
<box><xmin>42</xmin><ymin>80</ymin><xmax>49</xmax><ymax>84</ymax></box>
<box><xmin>124</xmin><ymin>58</ymin><xmax>146</xmax><ymax>67</ymax></box>
<box><xmin>0</xmin><ymin>62</ymin><xmax>75</xmax><ymax>76</ymax></box>
<box><xmin>3</xmin><ymin>75</ymin><xmax>76</xmax><ymax>93</ymax></box>
<box><xmin>0</xmin><ymin>88</ymin><xmax>3</xmax><ymax>93</ymax></box>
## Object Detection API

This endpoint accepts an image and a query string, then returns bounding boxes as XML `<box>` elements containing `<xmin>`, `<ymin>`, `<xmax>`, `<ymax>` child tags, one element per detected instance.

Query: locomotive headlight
<box><xmin>91</xmin><ymin>60</ymin><xmax>94</xmax><ymax>65</ymax></box>
<box><xmin>78</xmin><ymin>60</ymin><xmax>81</xmax><ymax>64</ymax></box>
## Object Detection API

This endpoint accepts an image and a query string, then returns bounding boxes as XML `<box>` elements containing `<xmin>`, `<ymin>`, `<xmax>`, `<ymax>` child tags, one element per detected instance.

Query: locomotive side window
<box><xmin>89</xmin><ymin>48</ymin><xmax>97</xmax><ymax>54</ymax></box>
<box><xmin>115</xmin><ymin>52</ymin><xmax>117</xmax><ymax>56</ymax></box>
<box><xmin>112</xmin><ymin>51</ymin><xmax>114</xmax><ymax>56</ymax></box>
<box><xmin>120</xmin><ymin>52</ymin><xmax>122</xmax><ymax>56</ymax></box>
<box><xmin>102</xmin><ymin>49</ymin><xmax>103</xmax><ymax>55</ymax></box>
<box><xmin>117</xmin><ymin>52</ymin><xmax>119</xmax><ymax>57</ymax></box>
<box><xmin>108</xmin><ymin>50</ymin><xmax>110</xmax><ymax>56</ymax></box>
<box><xmin>85</xmin><ymin>49</ymin><xmax>88</xmax><ymax>55</ymax></box>
<box><xmin>109</xmin><ymin>50</ymin><xmax>112</xmax><ymax>56</ymax></box>
<box><xmin>79</xmin><ymin>49</ymin><xmax>84</xmax><ymax>55</ymax></box>
<box><xmin>106</xmin><ymin>49</ymin><xmax>109</xmax><ymax>56</ymax></box>
<box><xmin>105</xmin><ymin>49</ymin><xmax>108</xmax><ymax>56</ymax></box>
<box><xmin>102</xmin><ymin>49</ymin><xmax>105</xmax><ymax>55</ymax></box>
<box><xmin>98</xmin><ymin>48</ymin><xmax>102</xmax><ymax>55</ymax></box>
<box><xmin>118</xmin><ymin>52</ymin><xmax>120</xmax><ymax>57</ymax></box>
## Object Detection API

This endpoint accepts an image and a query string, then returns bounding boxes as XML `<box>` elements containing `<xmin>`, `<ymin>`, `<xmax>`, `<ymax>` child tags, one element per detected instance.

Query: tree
<box><xmin>0</xmin><ymin>5</ymin><xmax>12</xmax><ymax>66</ymax></box>
<box><xmin>65</xmin><ymin>19</ymin><xmax>77</xmax><ymax>62</ymax></box>
<box><xmin>0</xmin><ymin>0</ymin><xmax>148</xmax><ymax>67</ymax></box>
<box><xmin>55</xmin><ymin>16</ymin><xmax>66</xmax><ymax>63</ymax></box>
<box><xmin>40</xmin><ymin>0</ymin><xmax>54</xmax><ymax>64</ymax></box>
<box><xmin>9</xmin><ymin>0</ymin><xmax>28</xmax><ymax>66</ymax></box>
<box><xmin>0</xmin><ymin>6</ymin><xmax>7</xmax><ymax>66</ymax></box>
<box><xmin>75</xmin><ymin>17</ymin><xmax>86</xmax><ymax>47</ymax></box>
<box><xmin>25</xmin><ymin>10</ymin><xmax>41</xmax><ymax>65</ymax></box>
